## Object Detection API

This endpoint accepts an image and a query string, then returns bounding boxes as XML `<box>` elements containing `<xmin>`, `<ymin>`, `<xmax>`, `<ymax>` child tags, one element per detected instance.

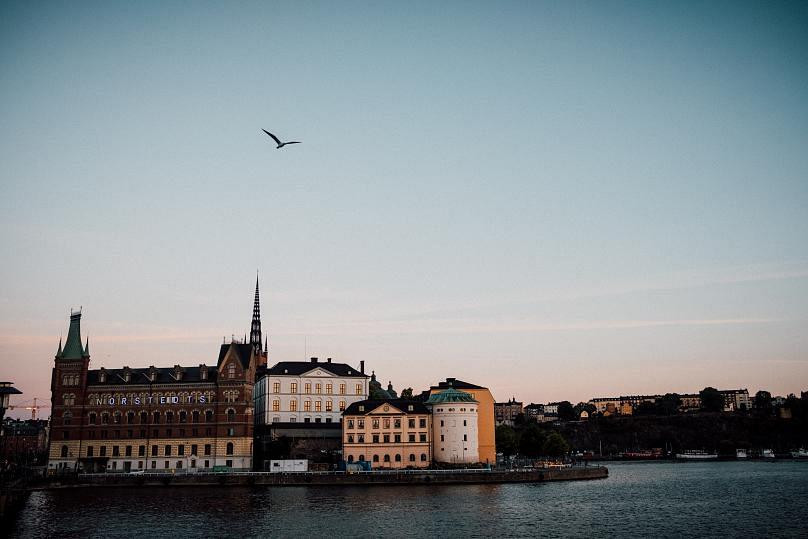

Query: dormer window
<box><xmin>358</xmin><ymin>405</ymin><xmax>364</xmax><ymax>412</ymax></box>
<box><xmin>408</xmin><ymin>405</ymin><xmax>414</xmax><ymax>411</ymax></box>
<box><xmin>98</xmin><ymin>370</ymin><xmax>106</xmax><ymax>383</ymax></box>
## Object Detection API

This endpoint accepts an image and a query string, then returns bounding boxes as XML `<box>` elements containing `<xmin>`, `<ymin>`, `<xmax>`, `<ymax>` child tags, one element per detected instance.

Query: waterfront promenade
<box><xmin>38</xmin><ymin>465</ymin><xmax>607</xmax><ymax>489</ymax></box>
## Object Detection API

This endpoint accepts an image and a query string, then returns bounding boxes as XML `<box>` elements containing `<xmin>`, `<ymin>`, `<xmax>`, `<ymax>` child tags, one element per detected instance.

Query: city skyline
<box><xmin>2</xmin><ymin>1</ymin><xmax>807</xmax><ymax>414</ymax></box>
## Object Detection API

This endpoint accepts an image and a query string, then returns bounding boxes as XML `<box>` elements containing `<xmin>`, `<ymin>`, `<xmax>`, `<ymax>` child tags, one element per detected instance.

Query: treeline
<box><xmin>495</xmin><ymin>423</ymin><xmax>571</xmax><ymax>458</ymax></box>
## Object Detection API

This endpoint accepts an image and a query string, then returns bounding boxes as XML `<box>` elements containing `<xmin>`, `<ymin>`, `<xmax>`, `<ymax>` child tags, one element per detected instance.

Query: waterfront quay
<box><xmin>40</xmin><ymin>465</ymin><xmax>607</xmax><ymax>488</ymax></box>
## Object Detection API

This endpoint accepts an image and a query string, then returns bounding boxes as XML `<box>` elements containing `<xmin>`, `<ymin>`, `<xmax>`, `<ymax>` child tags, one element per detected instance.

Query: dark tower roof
<box><xmin>249</xmin><ymin>274</ymin><xmax>262</xmax><ymax>356</ymax></box>
<box><xmin>58</xmin><ymin>311</ymin><xmax>89</xmax><ymax>360</ymax></box>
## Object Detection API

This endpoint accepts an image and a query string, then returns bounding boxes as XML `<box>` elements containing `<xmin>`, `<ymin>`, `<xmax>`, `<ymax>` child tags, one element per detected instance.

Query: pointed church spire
<box><xmin>61</xmin><ymin>310</ymin><xmax>85</xmax><ymax>360</ymax></box>
<box><xmin>249</xmin><ymin>273</ymin><xmax>263</xmax><ymax>355</ymax></box>
<box><xmin>84</xmin><ymin>337</ymin><xmax>90</xmax><ymax>356</ymax></box>
<box><xmin>56</xmin><ymin>337</ymin><xmax>63</xmax><ymax>358</ymax></box>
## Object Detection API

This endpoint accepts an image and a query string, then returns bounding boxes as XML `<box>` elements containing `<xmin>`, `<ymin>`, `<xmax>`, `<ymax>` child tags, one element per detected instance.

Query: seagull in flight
<box><xmin>262</xmin><ymin>129</ymin><xmax>301</xmax><ymax>149</ymax></box>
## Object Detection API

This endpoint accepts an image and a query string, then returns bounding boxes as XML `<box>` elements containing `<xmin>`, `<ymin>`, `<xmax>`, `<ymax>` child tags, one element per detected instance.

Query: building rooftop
<box><xmin>426</xmin><ymin>388</ymin><xmax>477</xmax><ymax>404</ymax></box>
<box><xmin>344</xmin><ymin>399</ymin><xmax>430</xmax><ymax>415</ymax></box>
<box><xmin>266</xmin><ymin>359</ymin><xmax>367</xmax><ymax>378</ymax></box>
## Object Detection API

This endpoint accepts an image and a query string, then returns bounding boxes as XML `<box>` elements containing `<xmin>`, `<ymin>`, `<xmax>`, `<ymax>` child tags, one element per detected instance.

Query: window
<box><xmin>165</xmin><ymin>445</ymin><xmax>172</xmax><ymax>456</ymax></box>
<box><xmin>140</xmin><ymin>411</ymin><xmax>148</xmax><ymax>424</ymax></box>
<box><xmin>304</xmin><ymin>400</ymin><xmax>312</xmax><ymax>412</ymax></box>
<box><xmin>228</xmin><ymin>364</ymin><xmax>235</xmax><ymax>379</ymax></box>
<box><xmin>383</xmin><ymin>434</ymin><xmax>390</xmax><ymax>443</ymax></box>
<box><xmin>151</xmin><ymin>446</ymin><xmax>158</xmax><ymax>456</ymax></box>
<box><xmin>347</xmin><ymin>455</ymin><xmax>354</xmax><ymax>463</ymax></box>
<box><xmin>63</xmin><ymin>393</ymin><xmax>75</xmax><ymax>406</ymax></box>
<box><xmin>305</xmin><ymin>383</ymin><xmax>311</xmax><ymax>394</ymax></box>
<box><xmin>89</xmin><ymin>413</ymin><xmax>97</xmax><ymax>425</ymax></box>
<box><xmin>394</xmin><ymin>418</ymin><xmax>401</xmax><ymax>428</ymax></box>
<box><xmin>326</xmin><ymin>400</ymin><xmax>333</xmax><ymax>412</ymax></box>
<box><xmin>226</xmin><ymin>409</ymin><xmax>236</xmax><ymax>422</ymax></box>
<box><xmin>358</xmin><ymin>434</ymin><xmax>365</xmax><ymax>443</ymax></box>
<box><xmin>290</xmin><ymin>382</ymin><xmax>298</xmax><ymax>394</ymax></box>
<box><xmin>273</xmin><ymin>382</ymin><xmax>280</xmax><ymax>393</ymax></box>
<box><xmin>372</xmin><ymin>419</ymin><xmax>379</xmax><ymax>429</ymax></box>
<box><xmin>348</xmin><ymin>435</ymin><xmax>354</xmax><ymax>443</ymax></box>
<box><xmin>395</xmin><ymin>454</ymin><xmax>401</xmax><ymax>462</ymax></box>
<box><xmin>205</xmin><ymin>410</ymin><xmax>214</xmax><ymax>423</ymax></box>
<box><xmin>408</xmin><ymin>434</ymin><xmax>415</xmax><ymax>442</ymax></box>
<box><xmin>316</xmin><ymin>383</ymin><xmax>321</xmax><ymax>394</ymax></box>
<box><xmin>138</xmin><ymin>445</ymin><xmax>145</xmax><ymax>457</ymax></box>
<box><xmin>191</xmin><ymin>444</ymin><xmax>198</xmax><ymax>456</ymax></box>
<box><xmin>177</xmin><ymin>461</ymin><xmax>183</xmax><ymax>469</ymax></box>
<box><xmin>408</xmin><ymin>419</ymin><xmax>415</xmax><ymax>428</ymax></box>
<box><xmin>372</xmin><ymin>435</ymin><xmax>379</xmax><ymax>444</ymax></box>
<box><xmin>358</xmin><ymin>454</ymin><xmax>365</xmax><ymax>462</ymax></box>
<box><xmin>419</xmin><ymin>434</ymin><xmax>427</xmax><ymax>442</ymax></box>
<box><xmin>166</xmin><ymin>411</ymin><xmax>174</xmax><ymax>424</ymax></box>
<box><xmin>315</xmin><ymin>401</ymin><xmax>322</xmax><ymax>412</ymax></box>
<box><xmin>326</xmin><ymin>383</ymin><xmax>332</xmax><ymax>394</ymax></box>
<box><xmin>127</xmin><ymin>411</ymin><xmax>135</xmax><ymax>424</ymax></box>
<box><xmin>125</xmin><ymin>446</ymin><xmax>132</xmax><ymax>457</ymax></box>
<box><xmin>419</xmin><ymin>418</ymin><xmax>426</xmax><ymax>428</ymax></box>
<box><xmin>178</xmin><ymin>445</ymin><xmax>185</xmax><ymax>456</ymax></box>
<box><xmin>409</xmin><ymin>454</ymin><xmax>415</xmax><ymax>462</ymax></box>
<box><xmin>101</xmin><ymin>412</ymin><xmax>110</xmax><ymax>425</ymax></box>
<box><xmin>373</xmin><ymin>455</ymin><xmax>379</xmax><ymax>462</ymax></box>
<box><xmin>383</xmin><ymin>455</ymin><xmax>390</xmax><ymax>462</ymax></box>
<box><xmin>290</xmin><ymin>400</ymin><xmax>297</xmax><ymax>412</ymax></box>
<box><xmin>113</xmin><ymin>446</ymin><xmax>120</xmax><ymax>456</ymax></box>
<box><xmin>226</xmin><ymin>442</ymin><xmax>234</xmax><ymax>456</ymax></box>
<box><xmin>463</xmin><ymin>420</ymin><xmax>467</xmax><ymax>426</ymax></box>
<box><xmin>192</xmin><ymin>410</ymin><xmax>200</xmax><ymax>423</ymax></box>
<box><xmin>340</xmin><ymin>384</ymin><xmax>346</xmax><ymax>395</ymax></box>
<box><xmin>441</xmin><ymin>435</ymin><xmax>444</xmax><ymax>442</ymax></box>
<box><xmin>383</xmin><ymin>418</ymin><xmax>390</xmax><ymax>429</ymax></box>
<box><xmin>99</xmin><ymin>446</ymin><xmax>107</xmax><ymax>457</ymax></box>
<box><xmin>272</xmin><ymin>400</ymin><xmax>280</xmax><ymax>412</ymax></box>
<box><xmin>421</xmin><ymin>453</ymin><xmax>427</xmax><ymax>462</ymax></box>
<box><xmin>87</xmin><ymin>446</ymin><xmax>94</xmax><ymax>457</ymax></box>
<box><xmin>113</xmin><ymin>411</ymin><xmax>122</xmax><ymax>424</ymax></box>
<box><xmin>179</xmin><ymin>411</ymin><xmax>187</xmax><ymax>423</ymax></box>
<box><xmin>347</xmin><ymin>419</ymin><xmax>354</xmax><ymax>429</ymax></box>
<box><xmin>226</xmin><ymin>460</ymin><xmax>233</xmax><ymax>468</ymax></box>
<box><xmin>394</xmin><ymin>434</ymin><xmax>401</xmax><ymax>443</ymax></box>
<box><xmin>165</xmin><ymin>461</ymin><xmax>169</xmax><ymax>469</ymax></box>
<box><xmin>339</xmin><ymin>400</ymin><xmax>346</xmax><ymax>411</ymax></box>
<box><xmin>355</xmin><ymin>384</ymin><xmax>362</xmax><ymax>395</ymax></box>
<box><xmin>153</xmin><ymin>411</ymin><xmax>160</xmax><ymax>424</ymax></box>
<box><xmin>440</xmin><ymin>420</ymin><xmax>444</xmax><ymax>427</ymax></box>
<box><xmin>191</xmin><ymin>460</ymin><xmax>196</xmax><ymax>468</ymax></box>
<box><xmin>63</xmin><ymin>412</ymin><xmax>72</xmax><ymax>425</ymax></box>
<box><xmin>204</xmin><ymin>444</ymin><xmax>211</xmax><ymax>456</ymax></box>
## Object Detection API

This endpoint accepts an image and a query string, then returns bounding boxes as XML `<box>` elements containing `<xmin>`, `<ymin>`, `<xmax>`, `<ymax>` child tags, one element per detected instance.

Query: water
<box><xmin>9</xmin><ymin>462</ymin><xmax>808</xmax><ymax>538</ymax></box>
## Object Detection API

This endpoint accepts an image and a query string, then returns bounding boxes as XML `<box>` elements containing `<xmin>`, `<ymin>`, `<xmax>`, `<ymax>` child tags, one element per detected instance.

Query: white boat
<box><xmin>736</xmin><ymin>449</ymin><xmax>748</xmax><ymax>459</ymax></box>
<box><xmin>761</xmin><ymin>449</ymin><xmax>775</xmax><ymax>459</ymax></box>
<box><xmin>675</xmin><ymin>450</ymin><xmax>718</xmax><ymax>460</ymax></box>
<box><xmin>791</xmin><ymin>449</ymin><xmax>808</xmax><ymax>459</ymax></box>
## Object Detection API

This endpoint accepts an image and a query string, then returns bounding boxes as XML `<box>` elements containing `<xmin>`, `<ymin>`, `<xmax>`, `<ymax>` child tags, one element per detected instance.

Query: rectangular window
<box><xmin>419</xmin><ymin>434</ymin><xmax>427</xmax><ymax>442</ymax></box>
<box><xmin>440</xmin><ymin>435</ymin><xmax>444</xmax><ymax>442</ymax></box>
<box><xmin>305</xmin><ymin>383</ymin><xmax>311</xmax><ymax>394</ymax></box>
<box><xmin>316</xmin><ymin>383</ymin><xmax>321</xmax><ymax>394</ymax></box>
<box><xmin>348</xmin><ymin>434</ymin><xmax>354</xmax><ymax>443</ymax></box>
<box><xmin>463</xmin><ymin>420</ymin><xmax>467</xmax><ymax>426</ymax></box>
<box><xmin>383</xmin><ymin>418</ymin><xmax>390</xmax><ymax>429</ymax></box>
<box><xmin>112</xmin><ymin>446</ymin><xmax>120</xmax><ymax>457</ymax></box>
<box><xmin>191</xmin><ymin>460</ymin><xmax>196</xmax><ymax>468</ymax></box>
<box><xmin>408</xmin><ymin>419</ymin><xmax>415</xmax><ymax>428</ymax></box>
<box><xmin>151</xmin><ymin>445</ymin><xmax>158</xmax><ymax>456</ymax></box>
<box><xmin>165</xmin><ymin>445</ymin><xmax>172</xmax><ymax>456</ymax></box>
<box><xmin>204</xmin><ymin>444</ymin><xmax>211</xmax><ymax>456</ymax></box>
<box><xmin>273</xmin><ymin>382</ymin><xmax>280</xmax><ymax>393</ymax></box>
<box><xmin>394</xmin><ymin>434</ymin><xmax>401</xmax><ymax>443</ymax></box>
<box><xmin>138</xmin><ymin>445</ymin><xmax>145</xmax><ymax>457</ymax></box>
<box><xmin>463</xmin><ymin>434</ymin><xmax>467</xmax><ymax>441</ymax></box>
<box><xmin>326</xmin><ymin>401</ymin><xmax>333</xmax><ymax>412</ymax></box>
<box><xmin>339</xmin><ymin>401</ymin><xmax>346</xmax><ymax>411</ymax></box>
<box><xmin>358</xmin><ymin>419</ymin><xmax>364</xmax><ymax>429</ymax></box>
<box><xmin>87</xmin><ymin>446</ymin><xmax>94</xmax><ymax>457</ymax></box>
<box><xmin>419</xmin><ymin>418</ymin><xmax>426</xmax><ymax>428</ymax></box>
<box><xmin>394</xmin><ymin>418</ymin><xmax>401</xmax><ymax>429</ymax></box>
<box><xmin>125</xmin><ymin>445</ymin><xmax>132</xmax><ymax>457</ymax></box>
<box><xmin>355</xmin><ymin>384</ymin><xmax>362</xmax><ymax>395</ymax></box>
<box><xmin>340</xmin><ymin>384</ymin><xmax>346</xmax><ymax>395</ymax></box>
<box><xmin>372</xmin><ymin>419</ymin><xmax>379</xmax><ymax>429</ymax></box>
<box><xmin>315</xmin><ymin>401</ymin><xmax>322</xmax><ymax>412</ymax></box>
<box><xmin>304</xmin><ymin>401</ymin><xmax>312</xmax><ymax>412</ymax></box>
<box><xmin>272</xmin><ymin>400</ymin><xmax>280</xmax><ymax>412</ymax></box>
<box><xmin>408</xmin><ymin>434</ymin><xmax>415</xmax><ymax>443</ymax></box>
<box><xmin>165</xmin><ymin>461</ymin><xmax>169</xmax><ymax>469</ymax></box>
<box><xmin>100</xmin><ymin>446</ymin><xmax>107</xmax><ymax>456</ymax></box>
<box><xmin>358</xmin><ymin>434</ymin><xmax>364</xmax><ymax>443</ymax></box>
<box><xmin>348</xmin><ymin>420</ymin><xmax>354</xmax><ymax>429</ymax></box>
<box><xmin>179</xmin><ymin>445</ymin><xmax>185</xmax><ymax>456</ymax></box>
<box><xmin>326</xmin><ymin>383</ymin><xmax>332</xmax><ymax>394</ymax></box>
<box><xmin>383</xmin><ymin>434</ymin><xmax>390</xmax><ymax>443</ymax></box>
<box><xmin>191</xmin><ymin>444</ymin><xmax>198</xmax><ymax>455</ymax></box>
<box><xmin>372</xmin><ymin>435</ymin><xmax>379</xmax><ymax>443</ymax></box>
<box><xmin>204</xmin><ymin>460</ymin><xmax>210</xmax><ymax>468</ymax></box>
<box><xmin>226</xmin><ymin>460</ymin><xmax>233</xmax><ymax>468</ymax></box>
<box><xmin>289</xmin><ymin>400</ymin><xmax>297</xmax><ymax>412</ymax></box>
<box><xmin>290</xmin><ymin>382</ymin><xmax>298</xmax><ymax>394</ymax></box>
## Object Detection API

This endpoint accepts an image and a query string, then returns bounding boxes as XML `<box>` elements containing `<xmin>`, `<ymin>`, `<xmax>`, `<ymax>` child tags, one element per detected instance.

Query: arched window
<box><xmin>226</xmin><ymin>442</ymin><xmax>234</xmax><ymax>456</ymax></box>
<box><xmin>395</xmin><ymin>454</ymin><xmax>401</xmax><ymax>462</ymax></box>
<box><xmin>409</xmin><ymin>454</ymin><xmax>416</xmax><ymax>462</ymax></box>
<box><xmin>421</xmin><ymin>453</ymin><xmax>427</xmax><ymax>462</ymax></box>
<box><xmin>153</xmin><ymin>411</ymin><xmax>161</xmax><ymax>424</ymax></box>
<box><xmin>383</xmin><ymin>455</ymin><xmax>390</xmax><ymax>462</ymax></box>
<box><xmin>373</xmin><ymin>455</ymin><xmax>379</xmax><ymax>462</ymax></box>
<box><xmin>192</xmin><ymin>410</ymin><xmax>200</xmax><ymax>423</ymax></box>
<box><xmin>113</xmin><ymin>411</ymin><xmax>122</xmax><ymax>424</ymax></box>
<box><xmin>140</xmin><ymin>411</ymin><xmax>148</xmax><ymax>424</ymax></box>
<box><xmin>165</xmin><ymin>411</ymin><xmax>174</xmax><ymax>423</ymax></box>
<box><xmin>358</xmin><ymin>454</ymin><xmax>365</xmax><ymax>462</ymax></box>
<box><xmin>347</xmin><ymin>455</ymin><xmax>354</xmax><ymax>463</ymax></box>
<box><xmin>88</xmin><ymin>412</ymin><xmax>97</xmax><ymax>425</ymax></box>
<box><xmin>101</xmin><ymin>412</ymin><xmax>110</xmax><ymax>425</ymax></box>
<box><xmin>205</xmin><ymin>410</ymin><xmax>214</xmax><ymax>423</ymax></box>
<box><xmin>126</xmin><ymin>411</ymin><xmax>135</xmax><ymax>424</ymax></box>
<box><xmin>60</xmin><ymin>445</ymin><xmax>68</xmax><ymax>458</ymax></box>
<box><xmin>63</xmin><ymin>393</ymin><xmax>75</xmax><ymax>406</ymax></box>
<box><xmin>63</xmin><ymin>411</ymin><xmax>72</xmax><ymax>425</ymax></box>
<box><xmin>179</xmin><ymin>411</ymin><xmax>187</xmax><ymax>423</ymax></box>
<box><xmin>226</xmin><ymin>409</ymin><xmax>236</xmax><ymax>422</ymax></box>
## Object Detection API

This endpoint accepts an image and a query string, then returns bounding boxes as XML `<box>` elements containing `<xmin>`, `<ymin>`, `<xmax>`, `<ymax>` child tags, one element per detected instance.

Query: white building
<box><xmin>254</xmin><ymin>358</ymin><xmax>369</xmax><ymax>425</ymax></box>
<box><xmin>426</xmin><ymin>388</ymin><xmax>479</xmax><ymax>464</ymax></box>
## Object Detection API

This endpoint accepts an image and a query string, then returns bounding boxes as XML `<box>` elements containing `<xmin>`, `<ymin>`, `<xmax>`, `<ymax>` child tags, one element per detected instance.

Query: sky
<box><xmin>1</xmin><ymin>1</ymin><xmax>807</xmax><ymax>418</ymax></box>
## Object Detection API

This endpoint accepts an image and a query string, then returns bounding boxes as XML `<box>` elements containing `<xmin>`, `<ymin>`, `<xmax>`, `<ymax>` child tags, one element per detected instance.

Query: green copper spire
<box><xmin>84</xmin><ymin>337</ymin><xmax>90</xmax><ymax>356</ymax></box>
<box><xmin>60</xmin><ymin>310</ymin><xmax>88</xmax><ymax>360</ymax></box>
<box><xmin>56</xmin><ymin>337</ymin><xmax>63</xmax><ymax>357</ymax></box>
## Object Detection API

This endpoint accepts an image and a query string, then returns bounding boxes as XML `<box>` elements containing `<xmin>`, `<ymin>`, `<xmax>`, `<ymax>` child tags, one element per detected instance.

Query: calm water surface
<box><xmin>10</xmin><ymin>462</ymin><xmax>808</xmax><ymax>538</ymax></box>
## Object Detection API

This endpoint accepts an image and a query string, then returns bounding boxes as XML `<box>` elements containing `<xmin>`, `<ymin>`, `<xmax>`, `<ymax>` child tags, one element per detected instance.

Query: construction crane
<box><xmin>8</xmin><ymin>397</ymin><xmax>50</xmax><ymax>420</ymax></box>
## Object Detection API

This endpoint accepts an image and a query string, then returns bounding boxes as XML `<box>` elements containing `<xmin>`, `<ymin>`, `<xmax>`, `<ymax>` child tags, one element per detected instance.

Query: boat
<box><xmin>736</xmin><ymin>449</ymin><xmax>748</xmax><ymax>459</ymax></box>
<box><xmin>790</xmin><ymin>449</ymin><xmax>808</xmax><ymax>459</ymax></box>
<box><xmin>675</xmin><ymin>450</ymin><xmax>718</xmax><ymax>460</ymax></box>
<box><xmin>761</xmin><ymin>449</ymin><xmax>775</xmax><ymax>459</ymax></box>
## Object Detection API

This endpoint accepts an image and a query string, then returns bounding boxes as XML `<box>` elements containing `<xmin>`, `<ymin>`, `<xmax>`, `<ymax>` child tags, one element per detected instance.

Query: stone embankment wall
<box><xmin>40</xmin><ymin>466</ymin><xmax>607</xmax><ymax>489</ymax></box>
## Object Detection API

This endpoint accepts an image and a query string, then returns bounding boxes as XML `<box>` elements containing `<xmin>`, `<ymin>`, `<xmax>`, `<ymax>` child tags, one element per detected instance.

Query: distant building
<box><xmin>426</xmin><ymin>388</ymin><xmax>479</xmax><ymax>464</ymax></box>
<box><xmin>1</xmin><ymin>419</ymin><xmax>48</xmax><ymax>464</ymax></box>
<box><xmin>0</xmin><ymin>382</ymin><xmax>22</xmax><ymax>422</ymax></box>
<box><xmin>719</xmin><ymin>389</ymin><xmax>750</xmax><ymax>412</ymax></box>
<box><xmin>679</xmin><ymin>394</ymin><xmax>702</xmax><ymax>412</ymax></box>
<box><xmin>342</xmin><ymin>399</ymin><xmax>432</xmax><ymax>468</ymax></box>
<box><xmin>494</xmin><ymin>398</ymin><xmax>523</xmax><ymax>426</ymax></box>
<box><xmin>524</xmin><ymin>403</ymin><xmax>545</xmax><ymax>422</ymax></box>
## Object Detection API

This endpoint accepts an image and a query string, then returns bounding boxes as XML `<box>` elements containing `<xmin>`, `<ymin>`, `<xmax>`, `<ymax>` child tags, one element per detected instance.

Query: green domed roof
<box><xmin>426</xmin><ymin>388</ymin><xmax>477</xmax><ymax>404</ymax></box>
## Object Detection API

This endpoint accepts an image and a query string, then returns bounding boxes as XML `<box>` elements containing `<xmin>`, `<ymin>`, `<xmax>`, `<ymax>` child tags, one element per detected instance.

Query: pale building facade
<box><xmin>342</xmin><ymin>399</ymin><xmax>432</xmax><ymax>468</ymax></box>
<box><xmin>427</xmin><ymin>388</ymin><xmax>479</xmax><ymax>464</ymax></box>
<box><xmin>254</xmin><ymin>358</ymin><xmax>368</xmax><ymax>425</ymax></box>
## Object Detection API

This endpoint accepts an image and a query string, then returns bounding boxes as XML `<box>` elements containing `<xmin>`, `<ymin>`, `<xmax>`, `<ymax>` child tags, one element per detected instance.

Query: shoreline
<box><xmin>32</xmin><ymin>466</ymin><xmax>608</xmax><ymax>489</ymax></box>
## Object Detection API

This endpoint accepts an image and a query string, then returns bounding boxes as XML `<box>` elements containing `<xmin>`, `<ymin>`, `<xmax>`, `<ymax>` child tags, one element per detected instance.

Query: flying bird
<box><xmin>262</xmin><ymin>129</ymin><xmax>301</xmax><ymax>149</ymax></box>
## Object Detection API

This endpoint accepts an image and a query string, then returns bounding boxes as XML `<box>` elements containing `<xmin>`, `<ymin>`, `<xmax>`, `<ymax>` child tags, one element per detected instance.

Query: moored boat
<box><xmin>736</xmin><ymin>449</ymin><xmax>748</xmax><ymax>459</ymax></box>
<box><xmin>675</xmin><ymin>450</ymin><xmax>718</xmax><ymax>460</ymax></box>
<box><xmin>790</xmin><ymin>449</ymin><xmax>808</xmax><ymax>459</ymax></box>
<box><xmin>761</xmin><ymin>449</ymin><xmax>775</xmax><ymax>459</ymax></box>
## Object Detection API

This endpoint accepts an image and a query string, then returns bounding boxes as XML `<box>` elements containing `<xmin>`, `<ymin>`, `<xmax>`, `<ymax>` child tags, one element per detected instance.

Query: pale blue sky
<box><xmin>1</xmin><ymin>1</ymin><xmax>807</xmax><ymax>413</ymax></box>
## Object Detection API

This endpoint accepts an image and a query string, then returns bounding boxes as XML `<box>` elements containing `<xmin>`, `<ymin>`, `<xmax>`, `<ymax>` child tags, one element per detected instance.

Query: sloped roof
<box><xmin>431</xmin><ymin>378</ymin><xmax>487</xmax><ymax>391</ymax></box>
<box><xmin>344</xmin><ymin>399</ymin><xmax>430</xmax><ymax>416</ymax></box>
<box><xmin>86</xmin><ymin>367</ymin><xmax>218</xmax><ymax>386</ymax></box>
<box><xmin>217</xmin><ymin>343</ymin><xmax>253</xmax><ymax>370</ymax></box>
<box><xmin>267</xmin><ymin>361</ymin><xmax>367</xmax><ymax>378</ymax></box>
<box><xmin>426</xmin><ymin>388</ymin><xmax>477</xmax><ymax>404</ymax></box>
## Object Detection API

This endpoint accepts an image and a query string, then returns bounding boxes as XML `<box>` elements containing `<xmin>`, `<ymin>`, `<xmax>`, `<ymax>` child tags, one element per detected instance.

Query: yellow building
<box><xmin>428</xmin><ymin>378</ymin><xmax>495</xmax><ymax>465</ymax></box>
<box><xmin>342</xmin><ymin>399</ymin><xmax>432</xmax><ymax>468</ymax></box>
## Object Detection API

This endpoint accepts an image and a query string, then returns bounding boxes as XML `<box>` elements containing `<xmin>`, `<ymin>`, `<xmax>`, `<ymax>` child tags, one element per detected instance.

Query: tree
<box><xmin>699</xmin><ymin>387</ymin><xmax>723</xmax><ymax>412</ymax></box>
<box><xmin>542</xmin><ymin>432</ymin><xmax>570</xmax><ymax>457</ymax></box>
<box><xmin>399</xmin><ymin>387</ymin><xmax>414</xmax><ymax>400</ymax></box>
<box><xmin>754</xmin><ymin>391</ymin><xmax>772</xmax><ymax>414</ymax></box>
<box><xmin>496</xmin><ymin>425</ymin><xmax>518</xmax><ymax>456</ymax></box>
<box><xmin>657</xmin><ymin>393</ymin><xmax>682</xmax><ymax>416</ymax></box>
<box><xmin>519</xmin><ymin>424</ymin><xmax>547</xmax><ymax>457</ymax></box>
<box><xmin>573</xmin><ymin>402</ymin><xmax>596</xmax><ymax>418</ymax></box>
<box><xmin>634</xmin><ymin>401</ymin><xmax>658</xmax><ymax>416</ymax></box>
<box><xmin>557</xmin><ymin>401</ymin><xmax>576</xmax><ymax>422</ymax></box>
<box><xmin>514</xmin><ymin>412</ymin><xmax>527</xmax><ymax>426</ymax></box>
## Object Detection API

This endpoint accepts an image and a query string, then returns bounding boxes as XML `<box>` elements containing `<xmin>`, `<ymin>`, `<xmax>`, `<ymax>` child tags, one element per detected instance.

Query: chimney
<box><xmin>360</xmin><ymin>361</ymin><xmax>365</xmax><ymax>374</ymax></box>
<box><xmin>311</xmin><ymin>357</ymin><xmax>318</xmax><ymax>363</ymax></box>
<box><xmin>327</xmin><ymin>357</ymin><xmax>332</xmax><ymax>363</ymax></box>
